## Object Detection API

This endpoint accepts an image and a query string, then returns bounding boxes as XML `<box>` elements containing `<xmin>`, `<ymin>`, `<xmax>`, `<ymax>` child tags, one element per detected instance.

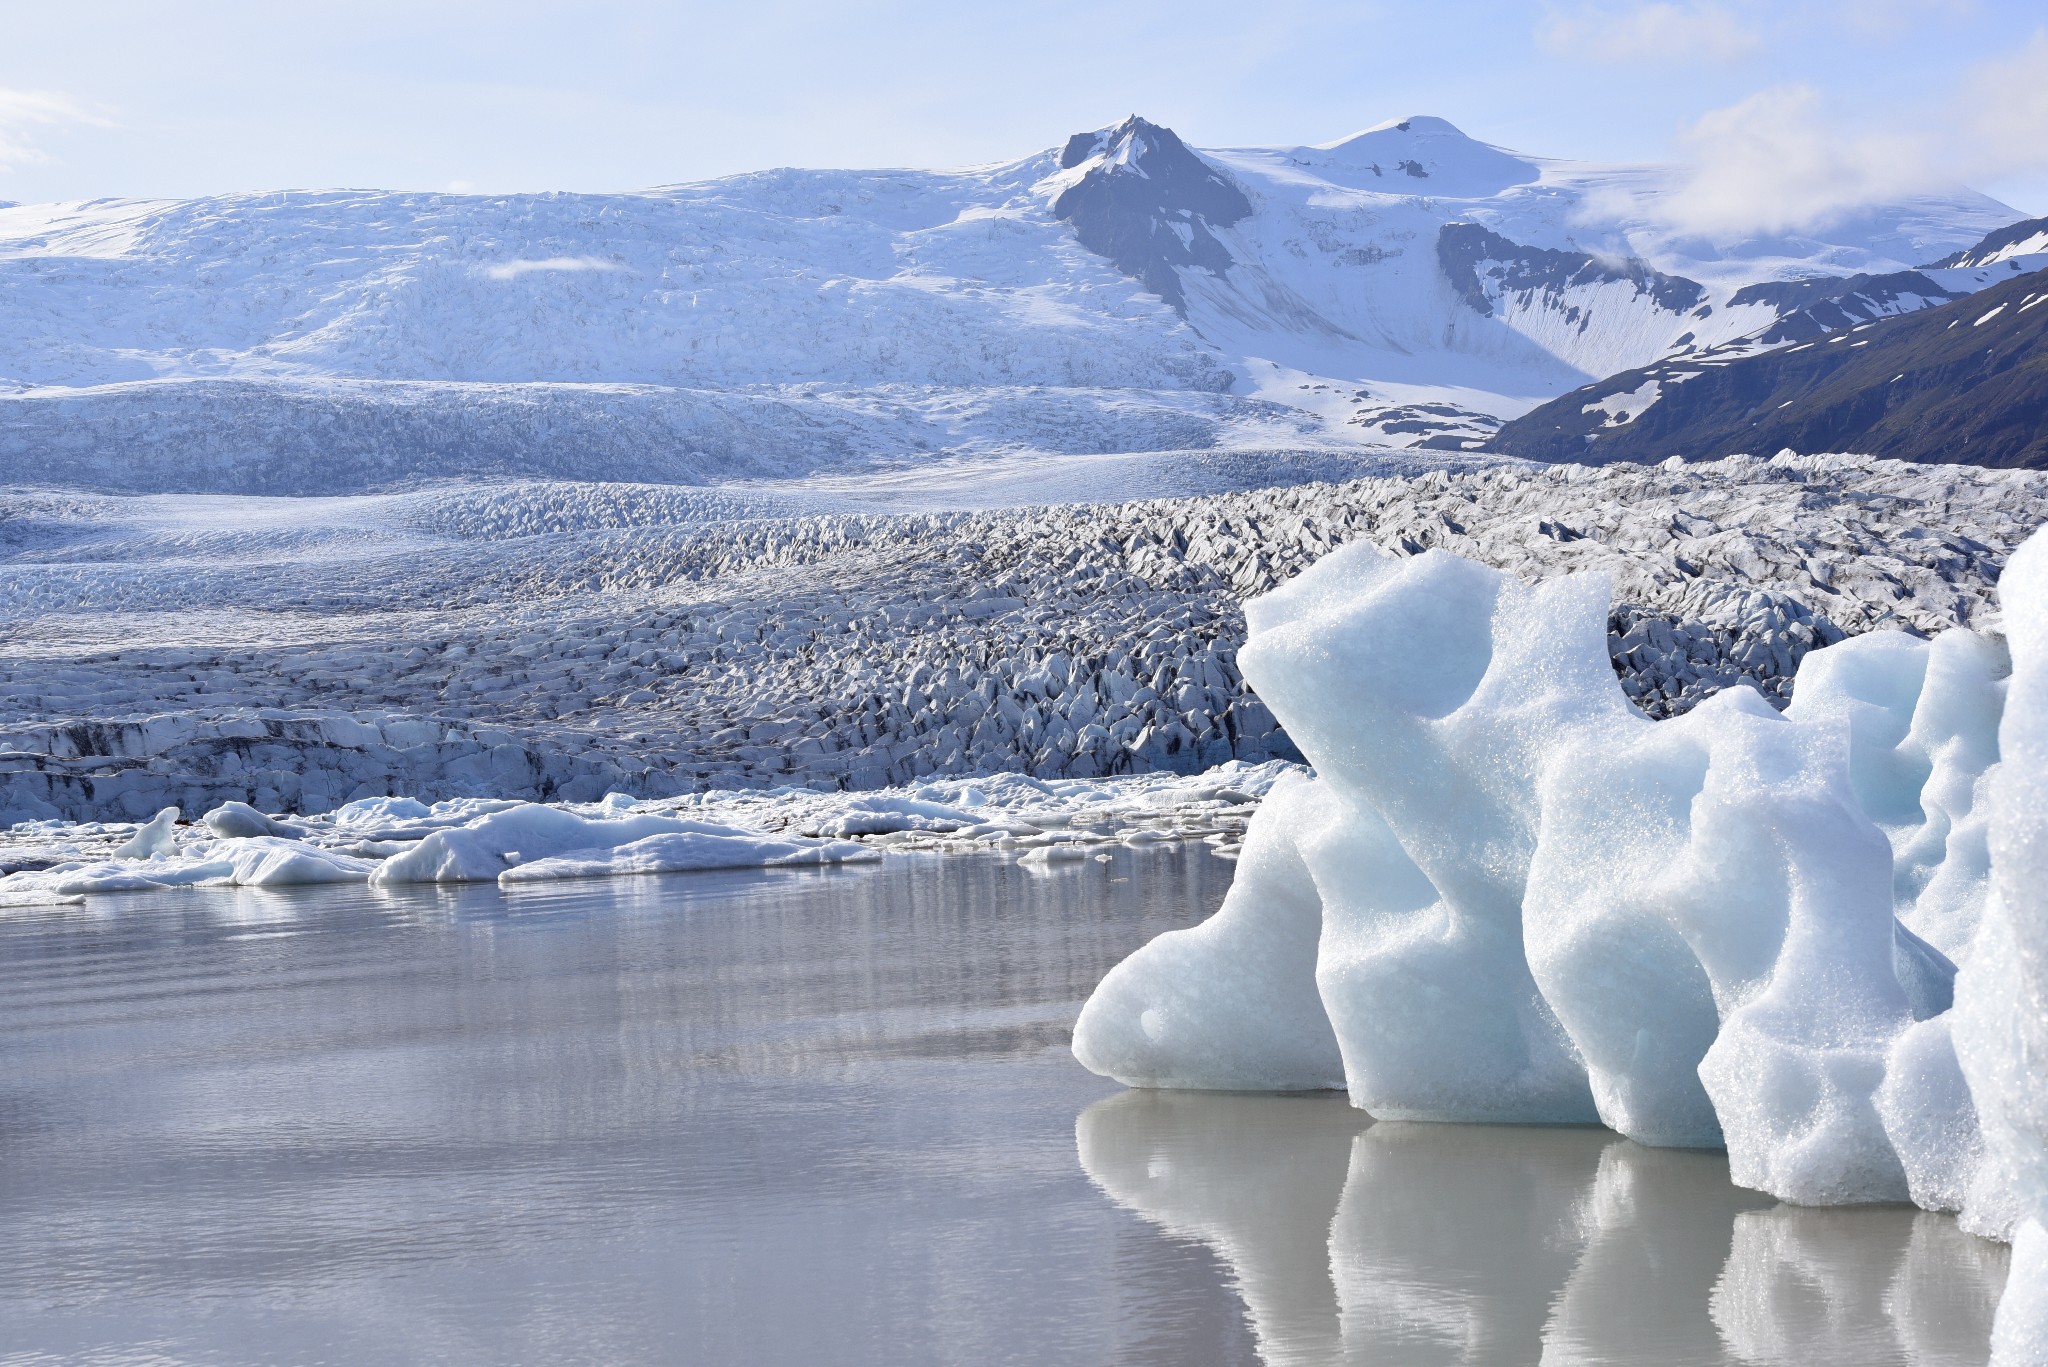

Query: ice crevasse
<box><xmin>1073</xmin><ymin>527</ymin><xmax>2048</xmax><ymax>1357</ymax></box>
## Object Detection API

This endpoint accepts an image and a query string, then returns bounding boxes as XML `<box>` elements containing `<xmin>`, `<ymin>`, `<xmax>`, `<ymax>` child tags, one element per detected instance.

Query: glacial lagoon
<box><xmin>0</xmin><ymin>847</ymin><xmax>2007</xmax><ymax>1365</ymax></box>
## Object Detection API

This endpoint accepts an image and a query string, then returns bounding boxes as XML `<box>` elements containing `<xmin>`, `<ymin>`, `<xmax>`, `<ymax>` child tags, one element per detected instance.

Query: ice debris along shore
<box><xmin>1072</xmin><ymin>527</ymin><xmax>2048</xmax><ymax>1359</ymax></box>
<box><xmin>5</xmin><ymin>452</ymin><xmax>2046</xmax><ymax>824</ymax></box>
<box><xmin>0</xmin><ymin>763</ymin><xmax>1283</xmax><ymax>905</ymax></box>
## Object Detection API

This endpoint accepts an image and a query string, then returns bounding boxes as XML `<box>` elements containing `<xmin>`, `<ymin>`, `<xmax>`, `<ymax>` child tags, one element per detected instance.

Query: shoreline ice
<box><xmin>0</xmin><ymin>762</ymin><xmax>1284</xmax><ymax>906</ymax></box>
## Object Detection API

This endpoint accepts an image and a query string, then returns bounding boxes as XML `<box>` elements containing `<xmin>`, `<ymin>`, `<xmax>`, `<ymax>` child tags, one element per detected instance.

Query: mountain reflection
<box><xmin>1077</xmin><ymin>1090</ymin><xmax>2009</xmax><ymax>1366</ymax></box>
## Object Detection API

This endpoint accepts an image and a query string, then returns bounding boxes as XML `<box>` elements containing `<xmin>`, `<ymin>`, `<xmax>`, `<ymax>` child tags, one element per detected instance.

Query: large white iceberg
<box><xmin>1955</xmin><ymin>528</ymin><xmax>2048</xmax><ymax>1360</ymax></box>
<box><xmin>1074</xmin><ymin>524</ymin><xmax>2048</xmax><ymax>1352</ymax></box>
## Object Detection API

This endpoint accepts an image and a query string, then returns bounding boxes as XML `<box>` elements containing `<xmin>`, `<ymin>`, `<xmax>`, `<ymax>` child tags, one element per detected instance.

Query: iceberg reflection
<box><xmin>1077</xmin><ymin>1090</ymin><xmax>2008</xmax><ymax>1366</ymax></box>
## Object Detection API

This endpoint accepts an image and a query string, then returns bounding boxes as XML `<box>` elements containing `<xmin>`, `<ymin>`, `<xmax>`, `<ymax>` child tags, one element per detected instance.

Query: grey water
<box><xmin>0</xmin><ymin>848</ymin><xmax>2008</xmax><ymax>1366</ymax></box>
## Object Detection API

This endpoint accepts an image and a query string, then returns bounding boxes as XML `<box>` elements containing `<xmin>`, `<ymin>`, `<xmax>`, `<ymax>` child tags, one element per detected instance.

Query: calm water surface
<box><xmin>0</xmin><ymin>847</ymin><xmax>2009</xmax><ymax>1365</ymax></box>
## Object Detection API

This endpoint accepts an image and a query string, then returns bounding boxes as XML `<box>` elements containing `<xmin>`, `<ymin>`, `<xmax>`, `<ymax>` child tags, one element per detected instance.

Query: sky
<box><xmin>3</xmin><ymin>0</ymin><xmax>2046</xmax><ymax>229</ymax></box>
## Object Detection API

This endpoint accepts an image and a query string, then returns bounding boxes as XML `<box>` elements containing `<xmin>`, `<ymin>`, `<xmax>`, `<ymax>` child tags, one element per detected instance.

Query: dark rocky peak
<box><xmin>1437</xmin><ymin>223</ymin><xmax>1706</xmax><ymax>319</ymax></box>
<box><xmin>1051</xmin><ymin>116</ymin><xmax>1252</xmax><ymax>316</ymax></box>
<box><xmin>1055</xmin><ymin>116</ymin><xmax>1252</xmax><ymax>221</ymax></box>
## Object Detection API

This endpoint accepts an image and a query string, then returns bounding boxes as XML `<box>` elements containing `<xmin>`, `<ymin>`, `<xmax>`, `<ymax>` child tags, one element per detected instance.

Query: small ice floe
<box><xmin>501</xmin><ymin>831</ymin><xmax>877</xmax><ymax>883</ymax></box>
<box><xmin>202</xmin><ymin>801</ymin><xmax>306</xmax><ymax>839</ymax></box>
<box><xmin>1017</xmin><ymin>843</ymin><xmax>1091</xmax><ymax>867</ymax></box>
<box><xmin>798</xmin><ymin>796</ymin><xmax>978</xmax><ymax>838</ymax></box>
<box><xmin>114</xmin><ymin>807</ymin><xmax>182</xmax><ymax>859</ymax></box>
<box><xmin>0</xmin><ymin>762</ymin><xmax>1284</xmax><ymax>910</ymax></box>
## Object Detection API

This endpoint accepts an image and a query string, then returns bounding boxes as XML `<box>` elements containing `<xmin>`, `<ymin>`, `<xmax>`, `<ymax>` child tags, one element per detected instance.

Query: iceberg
<box><xmin>1955</xmin><ymin>527</ymin><xmax>2048</xmax><ymax>1358</ymax></box>
<box><xmin>1072</xmin><ymin>775</ymin><xmax>1344</xmax><ymax>1091</ymax></box>
<box><xmin>113</xmin><ymin>806</ymin><xmax>181</xmax><ymax>859</ymax></box>
<box><xmin>1073</xmin><ymin>523</ymin><xmax>2048</xmax><ymax>1306</ymax></box>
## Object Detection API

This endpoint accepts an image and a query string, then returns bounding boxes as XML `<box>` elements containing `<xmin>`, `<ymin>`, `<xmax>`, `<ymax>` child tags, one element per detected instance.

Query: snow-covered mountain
<box><xmin>0</xmin><ymin>116</ymin><xmax>2023</xmax><ymax>492</ymax></box>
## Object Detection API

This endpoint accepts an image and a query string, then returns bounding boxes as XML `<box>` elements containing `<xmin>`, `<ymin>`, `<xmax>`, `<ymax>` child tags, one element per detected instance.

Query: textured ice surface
<box><xmin>1954</xmin><ymin>527</ymin><xmax>2048</xmax><ymax>1360</ymax></box>
<box><xmin>1071</xmin><ymin>775</ymin><xmax>1344</xmax><ymax>1091</ymax></box>
<box><xmin>1074</xmin><ymin>519</ymin><xmax>2048</xmax><ymax>1297</ymax></box>
<box><xmin>5</xmin><ymin>453</ymin><xmax>2045</xmax><ymax>825</ymax></box>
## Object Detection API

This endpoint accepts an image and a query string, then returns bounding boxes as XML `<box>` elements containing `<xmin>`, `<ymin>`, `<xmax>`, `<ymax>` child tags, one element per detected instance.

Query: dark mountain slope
<box><xmin>1050</xmin><ymin>116</ymin><xmax>1252</xmax><ymax>316</ymax></box>
<box><xmin>1491</xmin><ymin>266</ymin><xmax>2048</xmax><ymax>468</ymax></box>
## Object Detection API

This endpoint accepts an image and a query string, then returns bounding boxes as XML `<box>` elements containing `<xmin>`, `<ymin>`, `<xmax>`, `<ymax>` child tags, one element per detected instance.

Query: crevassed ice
<box><xmin>1073</xmin><ymin>527</ymin><xmax>2048</xmax><ymax>1355</ymax></box>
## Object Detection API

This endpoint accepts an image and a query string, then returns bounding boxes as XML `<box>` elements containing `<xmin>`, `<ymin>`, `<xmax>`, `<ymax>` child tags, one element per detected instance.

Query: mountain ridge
<box><xmin>0</xmin><ymin>114</ymin><xmax>2028</xmax><ymax>493</ymax></box>
<box><xmin>1490</xmin><ymin>261</ymin><xmax>2048</xmax><ymax>468</ymax></box>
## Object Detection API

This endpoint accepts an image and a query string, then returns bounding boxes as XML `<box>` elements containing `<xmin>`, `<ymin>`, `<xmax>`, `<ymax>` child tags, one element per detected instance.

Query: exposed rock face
<box><xmin>1493</xmin><ymin>267</ymin><xmax>2048</xmax><ymax>468</ymax></box>
<box><xmin>1052</xmin><ymin>116</ymin><xmax>1253</xmax><ymax>316</ymax></box>
<box><xmin>1436</xmin><ymin>223</ymin><xmax>1706</xmax><ymax>320</ymax></box>
<box><xmin>1726</xmin><ymin>270</ymin><xmax>1967</xmax><ymax>346</ymax></box>
<box><xmin>3</xmin><ymin>453</ymin><xmax>2043</xmax><ymax>822</ymax></box>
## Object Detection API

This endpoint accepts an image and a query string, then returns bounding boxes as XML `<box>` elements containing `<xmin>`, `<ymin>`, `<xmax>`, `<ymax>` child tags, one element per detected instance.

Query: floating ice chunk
<box><xmin>40</xmin><ymin>857</ymin><xmax>235</xmax><ymax>894</ymax></box>
<box><xmin>202</xmin><ymin>801</ymin><xmax>301</xmax><ymax>839</ymax></box>
<box><xmin>1079</xmin><ymin>528</ymin><xmax>2029</xmax><ymax>1213</ymax></box>
<box><xmin>114</xmin><ymin>807</ymin><xmax>181</xmax><ymax>859</ymax></box>
<box><xmin>12</xmin><ymin>835</ymin><xmax>372</xmax><ymax>895</ymax></box>
<box><xmin>1071</xmin><ymin>775</ymin><xmax>1344</xmax><ymax>1091</ymax></box>
<box><xmin>332</xmin><ymin>795</ymin><xmax>433</xmax><ymax>825</ymax></box>
<box><xmin>800</xmin><ymin>795</ymin><xmax>977</xmax><ymax>838</ymax></box>
<box><xmin>1016</xmin><ymin>843</ymin><xmax>1090</xmax><ymax>866</ymax></box>
<box><xmin>1954</xmin><ymin>526</ymin><xmax>2048</xmax><ymax>1355</ymax></box>
<box><xmin>1238</xmin><ymin>544</ymin><xmax>1607</xmax><ymax>1122</ymax></box>
<box><xmin>369</xmin><ymin>805</ymin><xmax>752</xmax><ymax>884</ymax></box>
<box><xmin>200</xmin><ymin>836</ymin><xmax>376</xmax><ymax>886</ymax></box>
<box><xmin>499</xmin><ymin>829</ymin><xmax>875</xmax><ymax>882</ymax></box>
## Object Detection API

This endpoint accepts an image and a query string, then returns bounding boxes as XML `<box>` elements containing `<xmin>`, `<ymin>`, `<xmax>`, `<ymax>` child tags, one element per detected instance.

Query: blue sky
<box><xmin>3</xmin><ymin>0</ymin><xmax>2045</xmax><ymax>217</ymax></box>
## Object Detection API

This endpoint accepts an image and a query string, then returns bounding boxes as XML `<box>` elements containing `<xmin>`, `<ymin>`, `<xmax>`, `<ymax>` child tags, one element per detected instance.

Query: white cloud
<box><xmin>1837</xmin><ymin>0</ymin><xmax>1976</xmax><ymax>39</ymax></box>
<box><xmin>1958</xmin><ymin>29</ymin><xmax>2048</xmax><ymax>182</ymax></box>
<box><xmin>1538</xmin><ymin>2</ymin><xmax>1759</xmax><ymax>64</ymax></box>
<box><xmin>1655</xmin><ymin>85</ymin><xmax>1937</xmax><ymax>237</ymax></box>
<box><xmin>0</xmin><ymin>88</ymin><xmax>110</xmax><ymax>171</ymax></box>
<box><xmin>1643</xmin><ymin>32</ymin><xmax>2048</xmax><ymax>239</ymax></box>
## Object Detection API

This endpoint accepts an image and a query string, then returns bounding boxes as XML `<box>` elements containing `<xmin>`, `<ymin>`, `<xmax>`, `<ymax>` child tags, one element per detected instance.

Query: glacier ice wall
<box><xmin>1073</xmin><ymin>524</ymin><xmax>2048</xmax><ymax>1269</ymax></box>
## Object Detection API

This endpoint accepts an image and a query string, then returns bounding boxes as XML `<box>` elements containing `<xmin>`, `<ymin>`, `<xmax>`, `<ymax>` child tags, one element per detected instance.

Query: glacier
<box><xmin>1073</xmin><ymin>521</ymin><xmax>2048</xmax><ymax>1355</ymax></box>
<box><xmin>6</xmin><ymin>452</ymin><xmax>2045</xmax><ymax>826</ymax></box>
